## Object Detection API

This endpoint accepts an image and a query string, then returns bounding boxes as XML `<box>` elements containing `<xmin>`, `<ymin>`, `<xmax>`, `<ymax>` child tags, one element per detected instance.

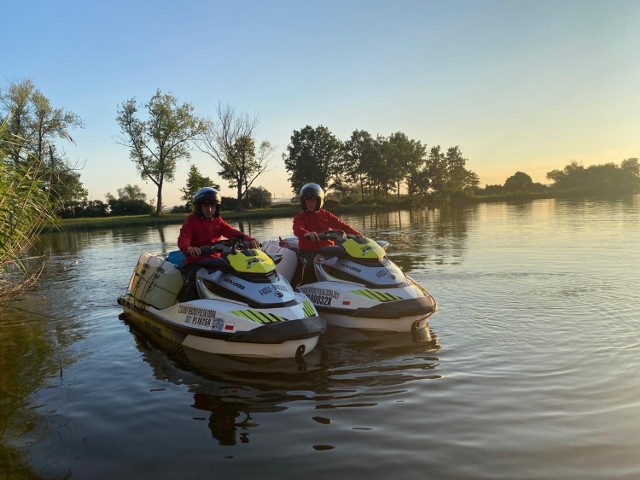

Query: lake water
<box><xmin>1</xmin><ymin>196</ymin><xmax>639</xmax><ymax>479</ymax></box>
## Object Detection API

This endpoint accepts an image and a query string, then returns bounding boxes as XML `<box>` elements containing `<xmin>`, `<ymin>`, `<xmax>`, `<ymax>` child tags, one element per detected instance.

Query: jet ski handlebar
<box><xmin>317</xmin><ymin>231</ymin><xmax>367</xmax><ymax>244</ymax></box>
<box><xmin>199</xmin><ymin>237</ymin><xmax>256</xmax><ymax>256</ymax></box>
<box><xmin>317</xmin><ymin>230</ymin><xmax>346</xmax><ymax>242</ymax></box>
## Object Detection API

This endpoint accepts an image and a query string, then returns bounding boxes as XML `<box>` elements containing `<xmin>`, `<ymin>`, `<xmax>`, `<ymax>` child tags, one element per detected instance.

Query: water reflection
<box><xmin>345</xmin><ymin>206</ymin><xmax>473</xmax><ymax>273</ymax></box>
<box><xmin>0</xmin><ymin>296</ymin><xmax>78</xmax><ymax>478</ymax></box>
<box><xmin>122</xmin><ymin>314</ymin><xmax>440</xmax><ymax>447</ymax></box>
<box><xmin>32</xmin><ymin>205</ymin><xmax>474</xmax><ymax>279</ymax></box>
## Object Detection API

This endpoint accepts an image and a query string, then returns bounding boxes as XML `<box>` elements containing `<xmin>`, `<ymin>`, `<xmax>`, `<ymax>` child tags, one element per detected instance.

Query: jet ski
<box><xmin>117</xmin><ymin>238</ymin><xmax>325</xmax><ymax>360</ymax></box>
<box><xmin>262</xmin><ymin>231</ymin><xmax>437</xmax><ymax>332</ymax></box>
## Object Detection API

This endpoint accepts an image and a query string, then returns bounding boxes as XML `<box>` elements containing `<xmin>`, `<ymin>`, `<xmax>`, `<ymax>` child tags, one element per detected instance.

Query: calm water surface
<box><xmin>1</xmin><ymin>196</ymin><xmax>639</xmax><ymax>479</ymax></box>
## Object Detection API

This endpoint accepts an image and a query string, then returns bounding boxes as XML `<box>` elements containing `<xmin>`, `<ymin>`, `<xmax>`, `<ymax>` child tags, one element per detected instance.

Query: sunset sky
<box><xmin>4</xmin><ymin>0</ymin><xmax>640</xmax><ymax>205</ymax></box>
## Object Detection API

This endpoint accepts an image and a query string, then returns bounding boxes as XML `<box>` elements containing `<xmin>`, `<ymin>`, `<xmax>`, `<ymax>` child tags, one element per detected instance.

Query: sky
<box><xmin>3</xmin><ymin>0</ymin><xmax>640</xmax><ymax>207</ymax></box>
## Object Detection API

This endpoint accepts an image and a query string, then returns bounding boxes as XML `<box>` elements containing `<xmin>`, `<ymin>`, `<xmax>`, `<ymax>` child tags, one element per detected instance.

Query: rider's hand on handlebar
<box><xmin>304</xmin><ymin>231</ymin><xmax>320</xmax><ymax>242</ymax></box>
<box><xmin>186</xmin><ymin>246</ymin><xmax>201</xmax><ymax>257</ymax></box>
<box><xmin>247</xmin><ymin>238</ymin><xmax>260</xmax><ymax>248</ymax></box>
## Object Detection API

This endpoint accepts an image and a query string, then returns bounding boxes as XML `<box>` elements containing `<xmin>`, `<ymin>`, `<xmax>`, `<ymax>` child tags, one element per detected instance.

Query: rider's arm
<box><xmin>178</xmin><ymin>215</ymin><xmax>195</xmax><ymax>253</ymax></box>
<box><xmin>293</xmin><ymin>212</ymin><xmax>311</xmax><ymax>238</ymax></box>
<box><xmin>293</xmin><ymin>212</ymin><xmax>321</xmax><ymax>242</ymax></box>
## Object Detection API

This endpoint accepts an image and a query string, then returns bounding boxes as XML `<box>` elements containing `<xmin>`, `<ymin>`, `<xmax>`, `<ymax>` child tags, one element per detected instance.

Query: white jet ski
<box><xmin>118</xmin><ymin>239</ymin><xmax>325</xmax><ymax>360</ymax></box>
<box><xmin>262</xmin><ymin>231</ymin><xmax>437</xmax><ymax>333</ymax></box>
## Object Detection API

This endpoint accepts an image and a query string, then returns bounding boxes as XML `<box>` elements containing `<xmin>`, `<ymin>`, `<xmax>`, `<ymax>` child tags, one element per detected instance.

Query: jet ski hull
<box><xmin>297</xmin><ymin>280</ymin><xmax>437</xmax><ymax>332</ymax></box>
<box><xmin>119</xmin><ymin>295</ymin><xmax>324</xmax><ymax>359</ymax></box>
<box><xmin>264</xmin><ymin>237</ymin><xmax>438</xmax><ymax>333</ymax></box>
<box><xmin>118</xmin><ymin>250</ymin><xmax>325</xmax><ymax>360</ymax></box>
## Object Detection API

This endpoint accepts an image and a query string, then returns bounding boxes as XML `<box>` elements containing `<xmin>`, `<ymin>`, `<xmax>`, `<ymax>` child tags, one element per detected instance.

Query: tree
<box><xmin>180</xmin><ymin>164</ymin><xmax>218</xmax><ymax>210</ymax></box>
<box><xmin>621</xmin><ymin>158</ymin><xmax>640</xmax><ymax>177</ymax></box>
<box><xmin>196</xmin><ymin>103</ymin><xmax>273</xmax><ymax>211</ymax></box>
<box><xmin>0</xmin><ymin>78</ymin><xmax>86</xmax><ymax>212</ymax></box>
<box><xmin>546</xmin><ymin>161</ymin><xmax>587</xmax><ymax>190</ymax></box>
<box><xmin>423</xmin><ymin>145</ymin><xmax>478</xmax><ymax>202</ymax></box>
<box><xmin>114</xmin><ymin>184</ymin><xmax>148</xmax><ymax>202</ymax></box>
<box><xmin>424</xmin><ymin>145</ymin><xmax>446</xmax><ymax>196</ymax></box>
<box><xmin>246</xmin><ymin>186</ymin><xmax>272</xmax><ymax>208</ymax></box>
<box><xmin>341</xmin><ymin>130</ymin><xmax>376</xmax><ymax>200</ymax></box>
<box><xmin>364</xmin><ymin>135</ymin><xmax>389</xmax><ymax>200</ymax></box>
<box><xmin>105</xmin><ymin>184</ymin><xmax>153</xmax><ymax>216</ymax></box>
<box><xmin>504</xmin><ymin>171</ymin><xmax>534</xmax><ymax>192</ymax></box>
<box><xmin>386</xmin><ymin>132</ymin><xmax>426</xmax><ymax>198</ymax></box>
<box><xmin>1</xmin><ymin>79</ymin><xmax>83</xmax><ymax>165</ymax></box>
<box><xmin>45</xmin><ymin>144</ymin><xmax>88</xmax><ymax>213</ymax></box>
<box><xmin>116</xmin><ymin>89</ymin><xmax>207</xmax><ymax>215</ymax></box>
<box><xmin>283</xmin><ymin>125</ymin><xmax>342</xmax><ymax>193</ymax></box>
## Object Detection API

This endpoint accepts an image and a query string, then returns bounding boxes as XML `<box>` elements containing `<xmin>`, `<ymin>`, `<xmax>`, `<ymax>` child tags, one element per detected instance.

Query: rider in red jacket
<box><xmin>178</xmin><ymin>187</ymin><xmax>258</xmax><ymax>265</ymax></box>
<box><xmin>292</xmin><ymin>183</ymin><xmax>362</xmax><ymax>284</ymax></box>
<box><xmin>177</xmin><ymin>187</ymin><xmax>258</xmax><ymax>300</ymax></box>
<box><xmin>293</xmin><ymin>183</ymin><xmax>362</xmax><ymax>252</ymax></box>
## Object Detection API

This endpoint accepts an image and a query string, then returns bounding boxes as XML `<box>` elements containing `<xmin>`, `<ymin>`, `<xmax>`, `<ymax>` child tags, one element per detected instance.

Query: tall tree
<box><xmin>196</xmin><ymin>103</ymin><xmax>272</xmax><ymax>211</ymax></box>
<box><xmin>342</xmin><ymin>130</ymin><xmax>376</xmax><ymax>200</ymax></box>
<box><xmin>0</xmin><ymin>79</ymin><xmax>85</xmax><ymax>211</ymax></box>
<box><xmin>444</xmin><ymin>146</ymin><xmax>478</xmax><ymax>193</ymax></box>
<box><xmin>116</xmin><ymin>89</ymin><xmax>207</xmax><ymax>215</ymax></box>
<box><xmin>386</xmin><ymin>132</ymin><xmax>426</xmax><ymax>198</ymax></box>
<box><xmin>424</xmin><ymin>145</ymin><xmax>446</xmax><ymax>196</ymax></box>
<box><xmin>366</xmin><ymin>135</ymin><xmax>388</xmax><ymax>199</ymax></box>
<box><xmin>283</xmin><ymin>125</ymin><xmax>342</xmax><ymax>193</ymax></box>
<box><xmin>1</xmin><ymin>79</ymin><xmax>83</xmax><ymax>164</ymax></box>
<box><xmin>424</xmin><ymin>145</ymin><xmax>478</xmax><ymax>201</ymax></box>
<box><xmin>621</xmin><ymin>158</ymin><xmax>640</xmax><ymax>177</ymax></box>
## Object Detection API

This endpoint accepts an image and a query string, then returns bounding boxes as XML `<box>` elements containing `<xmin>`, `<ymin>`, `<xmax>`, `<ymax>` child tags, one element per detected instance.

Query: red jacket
<box><xmin>293</xmin><ymin>209</ymin><xmax>361</xmax><ymax>252</ymax></box>
<box><xmin>178</xmin><ymin>214</ymin><xmax>252</xmax><ymax>265</ymax></box>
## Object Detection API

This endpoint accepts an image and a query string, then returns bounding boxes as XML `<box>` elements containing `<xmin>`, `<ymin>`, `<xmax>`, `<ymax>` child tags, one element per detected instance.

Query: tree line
<box><xmin>2</xmin><ymin>78</ymin><xmax>639</xmax><ymax>223</ymax></box>
<box><xmin>283</xmin><ymin>126</ymin><xmax>640</xmax><ymax>204</ymax></box>
<box><xmin>283</xmin><ymin>125</ymin><xmax>480</xmax><ymax>205</ymax></box>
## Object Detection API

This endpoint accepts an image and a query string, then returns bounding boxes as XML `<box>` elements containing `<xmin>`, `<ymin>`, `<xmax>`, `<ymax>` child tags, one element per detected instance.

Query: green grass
<box><xmin>51</xmin><ymin>207</ymin><xmax>301</xmax><ymax>232</ymax></box>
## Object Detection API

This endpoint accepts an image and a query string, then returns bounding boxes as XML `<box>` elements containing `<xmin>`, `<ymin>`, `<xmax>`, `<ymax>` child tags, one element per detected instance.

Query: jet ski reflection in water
<box><xmin>123</xmin><ymin>321</ymin><xmax>323</xmax><ymax>446</ymax></box>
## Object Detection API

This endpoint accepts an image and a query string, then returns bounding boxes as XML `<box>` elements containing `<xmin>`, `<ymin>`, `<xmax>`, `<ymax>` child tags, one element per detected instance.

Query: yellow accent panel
<box><xmin>343</xmin><ymin>237</ymin><xmax>386</xmax><ymax>259</ymax></box>
<box><xmin>230</xmin><ymin>309</ymin><xmax>287</xmax><ymax>324</ymax></box>
<box><xmin>227</xmin><ymin>249</ymin><xmax>276</xmax><ymax>274</ymax></box>
<box><xmin>303</xmin><ymin>300</ymin><xmax>317</xmax><ymax>317</ymax></box>
<box><xmin>351</xmin><ymin>289</ymin><xmax>402</xmax><ymax>302</ymax></box>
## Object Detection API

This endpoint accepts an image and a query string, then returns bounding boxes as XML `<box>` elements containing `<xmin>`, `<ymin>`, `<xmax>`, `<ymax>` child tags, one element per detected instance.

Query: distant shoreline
<box><xmin>48</xmin><ymin>190</ymin><xmax>639</xmax><ymax>233</ymax></box>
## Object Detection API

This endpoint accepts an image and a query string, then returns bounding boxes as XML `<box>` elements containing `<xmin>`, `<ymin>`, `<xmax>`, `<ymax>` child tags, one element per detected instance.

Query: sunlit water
<box><xmin>1</xmin><ymin>196</ymin><xmax>639</xmax><ymax>479</ymax></box>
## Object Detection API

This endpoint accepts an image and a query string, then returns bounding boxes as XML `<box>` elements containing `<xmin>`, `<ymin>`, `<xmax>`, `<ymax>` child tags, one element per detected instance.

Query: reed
<box><xmin>0</xmin><ymin>120</ymin><xmax>59</xmax><ymax>300</ymax></box>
